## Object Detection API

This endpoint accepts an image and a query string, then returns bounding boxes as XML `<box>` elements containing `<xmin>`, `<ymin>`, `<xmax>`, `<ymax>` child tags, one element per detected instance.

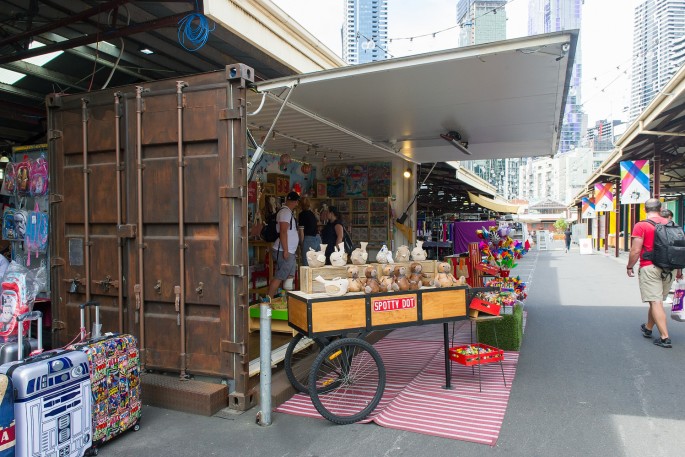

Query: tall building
<box><xmin>457</xmin><ymin>0</ymin><xmax>507</xmax><ymax>47</ymax></box>
<box><xmin>457</xmin><ymin>1</ymin><xmax>516</xmax><ymax>198</ymax></box>
<box><xmin>629</xmin><ymin>0</ymin><xmax>685</xmax><ymax>120</ymax></box>
<box><xmin>342</xmin><ymin>0</ymin><xmax>389</xmax><ymax>65</ymax></box>
<box><xmin>528</xmin><ymin>0</ymin><xmax>584</xmax><ymax>154</ymax></box>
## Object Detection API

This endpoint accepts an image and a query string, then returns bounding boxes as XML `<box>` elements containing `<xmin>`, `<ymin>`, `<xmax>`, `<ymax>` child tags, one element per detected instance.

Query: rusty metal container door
<box><xmin>48</xmin><ymin>68</ymin><xmax>251</xmax><ymax>392</ymax></box>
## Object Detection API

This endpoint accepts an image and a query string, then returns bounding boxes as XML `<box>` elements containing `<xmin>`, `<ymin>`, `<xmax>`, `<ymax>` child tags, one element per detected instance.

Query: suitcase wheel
<box><xmin>134</xmin><ymin>423</ymin><xmax>141</xmax><ymax>432</ymax></box>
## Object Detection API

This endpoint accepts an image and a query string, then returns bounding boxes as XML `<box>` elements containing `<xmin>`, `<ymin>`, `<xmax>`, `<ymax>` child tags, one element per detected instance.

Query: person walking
<box><xmin>564</xmin><ymin>227</ymin><xmax>572</xmax><ymax>253</ymax></box>
<box><xmin>266</xmin><ymin>191</ymin><xmax>300</xmax><ymax>301</ymax></box>
<box><xmin>321</xmin><ymin>206</ymin><xmax>344</xmax><ymax>265</ymax></box>
<box><xmin>298</xmin><ymin>197</ymin><xmax>321</xmax><ymax>266</ymax></box>
<box><xmin>627</xmin><ymin>198</ymin><xmax>682</xmax><ymax>348</ymax></box>
<box><xmin>661</xmin><ymin>208</ymin><xmax>673</xmax><ymax>221</ymax></box>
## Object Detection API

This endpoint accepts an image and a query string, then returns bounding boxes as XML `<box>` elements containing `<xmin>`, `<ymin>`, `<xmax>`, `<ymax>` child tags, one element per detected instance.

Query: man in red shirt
<box><xmin>627</xmin><ymin>198</ymin><xmax>683</xmax><ymax>348</ymax></box>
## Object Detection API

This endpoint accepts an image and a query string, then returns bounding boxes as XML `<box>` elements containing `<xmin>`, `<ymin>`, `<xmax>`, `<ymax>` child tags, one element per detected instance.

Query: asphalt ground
<box><xmin>98</xmin><ymin>245</ymin><xmax>685</xmax><ymax>457</ymax></box>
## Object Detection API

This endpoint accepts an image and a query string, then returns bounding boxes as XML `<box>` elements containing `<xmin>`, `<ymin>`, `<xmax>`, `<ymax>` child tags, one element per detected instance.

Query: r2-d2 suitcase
<box><xmin>0</xmin><ymin>311</ymin><xmax>92</xmax><ymax>457</ymax></box>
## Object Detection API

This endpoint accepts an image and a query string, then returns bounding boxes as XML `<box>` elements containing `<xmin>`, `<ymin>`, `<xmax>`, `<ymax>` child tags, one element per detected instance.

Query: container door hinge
<box><xmin>220</xmin><ymin>264</ymin><xmax>244</xmax><ymax>276</ymax></box>
<box><xmin>221</xmin><ymin>340</ymin><xmax>245</xmax><ymax>355</ymax></box>
<box><xmin>219</xmin><ymin>107</ymin><xmax>243</xmax><ymax>120</ymax></box>
<box><xmin>49</xmin><ymin>193</ymin><xmax>64</xmax><ymax>204</ymax></box>
<box><xmin>117</xmin><ymin>224</ymin><xmax>137</xmax><ymax>239</ymax></box>
<box><xmin>52</xmin><ymin>320</ymin><xmax>66</xmax><ymax>330</ymax></box>
<box><xmin>48</xmin><ymin>130</ymin><xmax>62</xmax><ymax>141</ymax></box>
<box><xmin>50</xmin><ymin>257</ymin><xmax>66</xmax><ymax>267</ymax></box>
<box><xmin>219</xmin><ymin>186</ymin><xmax>244</xmax><ymax>198</ymax></box>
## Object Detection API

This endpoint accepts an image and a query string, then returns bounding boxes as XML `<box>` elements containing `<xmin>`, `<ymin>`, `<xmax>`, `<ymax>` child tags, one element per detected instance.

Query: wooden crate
<box><xmin>299</xmin><ymin>264</ymin><xmax>369</xmax><ymax>294</ymax></box>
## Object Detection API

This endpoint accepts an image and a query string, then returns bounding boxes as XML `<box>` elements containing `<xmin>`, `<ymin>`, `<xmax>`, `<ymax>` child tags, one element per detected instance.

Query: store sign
<box><xmin>372</xmin><ymin>296</ymin><xmax>416</xmax><ymax>312</ymax></box>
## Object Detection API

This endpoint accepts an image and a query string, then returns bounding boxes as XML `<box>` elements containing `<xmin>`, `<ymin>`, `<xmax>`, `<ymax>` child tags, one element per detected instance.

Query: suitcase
<box><xmin>0</xmin><ymin>337</ymin><xmax>38</xmax><ymax>366</ymax></box>
<box><xmin>0</xmin><ymin>373</ymin><xmax>15</xmax><ymax>457</ymax></box>
<box><xmin>69</xmin><ymin>302</ymin><xmax>141</xmax><ymax>452</ymax></box>
<box><xmin>0</xmin><ymin>311</ymin><xmax>92</xmax><ymax>457</ymax></box>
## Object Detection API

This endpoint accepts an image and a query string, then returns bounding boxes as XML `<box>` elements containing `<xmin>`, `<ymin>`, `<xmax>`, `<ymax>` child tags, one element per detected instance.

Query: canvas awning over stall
<box><xmin>467</xmin><ymin>192</ymin><xmax>521</xmax><ymax>214</ymax></box>
<box><xmin>247</xmin><ymin>30</ymin><xmax>578</xmax><ymax>165</ymax></box>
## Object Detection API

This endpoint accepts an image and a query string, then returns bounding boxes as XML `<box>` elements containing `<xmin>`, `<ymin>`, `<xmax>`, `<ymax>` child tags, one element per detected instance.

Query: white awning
<box><xmin>468</xmin><ymin>192</ymin><xmax>521</xmax><ymax>214</ymax></box>
<box><xmin>249</xmin><ymin>30</ymin><xmax>578</xmax><ymax>165</ymax></box>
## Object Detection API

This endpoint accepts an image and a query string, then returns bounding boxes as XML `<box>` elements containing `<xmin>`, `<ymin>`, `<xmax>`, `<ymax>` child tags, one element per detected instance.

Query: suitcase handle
<box><xmin>17</xmin><ymin>311</ymin><xmax>42</xmax><ymax>361</ymax></box>
<box><xmin>79</xmin><ymin>301</ymin><xmax>100</xmax><ymax>340</ymax></box>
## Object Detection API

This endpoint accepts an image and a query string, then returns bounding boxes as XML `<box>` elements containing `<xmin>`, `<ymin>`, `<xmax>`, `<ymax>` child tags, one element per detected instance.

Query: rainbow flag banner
<box><xmin>620</xmin><ymin>160</ymin><xmax>650</xmax><ymax>204</ymax></box>
<box><xmin>581</xmin><ymin>197</ymin><xmax>596</xmax><ymax>219</ymax></box>
<box><xmin>594</xmin><ymin>183</ymin><xmax>614</xmax><ymax>211</ymax></box>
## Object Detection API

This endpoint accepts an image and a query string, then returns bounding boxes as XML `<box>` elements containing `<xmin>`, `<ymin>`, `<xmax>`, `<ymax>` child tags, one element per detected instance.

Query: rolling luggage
<box><xmin>69</xmin><ymin>302</ymin><xmax>141</xmax><ymax>452</ymax></box>
<box><xmin>0</xmin><ymin>311</ymin><xmax>92</xmax><ymax>457</ymax></box>
<box><xmin>0</xmin><ymin>373</ymin><xmax>15</xmax><ymax>457</ymax></box>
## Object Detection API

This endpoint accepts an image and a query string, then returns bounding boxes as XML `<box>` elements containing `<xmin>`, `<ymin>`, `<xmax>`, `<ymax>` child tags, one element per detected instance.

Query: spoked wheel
<box><xmin>284</xmin><ymin>333</ymin><xmax>327</xmax><ymax>393</ymax></box>
<box><xmin>308</xmin><ymin>338</ymin><xmax>386</xmax><ymax>425</ymax></box>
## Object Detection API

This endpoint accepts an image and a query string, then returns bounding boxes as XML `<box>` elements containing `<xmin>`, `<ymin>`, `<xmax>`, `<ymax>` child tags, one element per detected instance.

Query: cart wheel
<box><xmin>284</xmin><ymin>333</ymin><xmax>326</xmax><ymax>393</ymax></box>
<box><xmin>91</xmin><ymin>447</ymin><xmax>99</xmax><ymax>456</ymax></box>
<box><xmin>133</xmin><ymin>423</ymin><xmax>140</xmax><ymax>432</ymax></box>
<box><xmin>308</xmin><ymin>338</ymin><xmax>385</xmax><ymax>425</ymax></box>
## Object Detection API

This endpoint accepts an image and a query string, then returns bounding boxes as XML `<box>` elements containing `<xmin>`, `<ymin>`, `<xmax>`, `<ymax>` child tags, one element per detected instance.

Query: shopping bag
<box><xmin>671</xmin><ymin>280</ymin><xmax>685</xmax><ymax>322</ymax></box>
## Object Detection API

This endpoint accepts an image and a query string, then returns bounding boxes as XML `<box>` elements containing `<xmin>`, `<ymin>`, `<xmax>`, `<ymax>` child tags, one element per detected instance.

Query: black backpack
<box><xmin>260</xmin><ymin>208</ymin><xmax>293</xmax><ymax>243</ymax></box>
<box><xmin>642</xmin><ymin>219</ymin><xmax>685</xmax><ymax>271</ymax></box>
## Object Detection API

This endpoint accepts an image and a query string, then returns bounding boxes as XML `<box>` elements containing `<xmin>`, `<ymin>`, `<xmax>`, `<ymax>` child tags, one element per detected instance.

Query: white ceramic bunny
<box><xmin>376</xmin><ymin>244</ymin><xmax>389</xmax><ymax>264</ymax></box>
<box><xmin>395</xmin><ymin>245</ymin><xmax>410</xmax><ymax>262</ymax></box>
<box><xmin>314</xmin><ymin>276</ymin><xmax>349</xmax><ymax>296</ymax></box>
<box><xmin>351</xmin><ymin>241</ymin><xmax>369</xmax><ymax>265</ymax></box>
<box><xmin>330</xmin><ymin>244</ymin><xmax>347</xmax><ymax>266</ymax></box>
<box><xmin>339</xmin><ymin>242</ymin><xmax>348</xmax><ymax>264</ymax></box>
<box><xmin>411</xmin><ymin>240</ymin><xmax>428</xmax><ymax>261</ymax></box>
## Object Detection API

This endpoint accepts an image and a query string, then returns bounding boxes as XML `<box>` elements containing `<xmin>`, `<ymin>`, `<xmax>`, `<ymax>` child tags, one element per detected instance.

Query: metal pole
<box><xmin>114</xmin><ymin>92</ymin><xmax>124</xmax><ymax>333</ymax></box>
<box><xmin>81</xmin><ymin>98</ymin><xmax>92</xmax><ymax>332</ymax></box>
<box><xmin>135</xmin><ymin>86</ymin><xmax>148</xmax><ymax>366</ymax></box>
<box><xmin>176</xmin><ymin>81</ymin><xmax>189</xmax><ymax>380</ymax></box>
<box><xmin>257</xmin><ymin>302</ymin><xmax>272</xmax><ymax>426</ymax></box>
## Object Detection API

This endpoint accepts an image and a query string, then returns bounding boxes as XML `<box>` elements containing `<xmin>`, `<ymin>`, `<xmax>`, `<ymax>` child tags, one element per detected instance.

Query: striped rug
<box><xmin>275</xmin><ymin>322</ymin><xmax>519</xmax><ymax>445</ymax></box>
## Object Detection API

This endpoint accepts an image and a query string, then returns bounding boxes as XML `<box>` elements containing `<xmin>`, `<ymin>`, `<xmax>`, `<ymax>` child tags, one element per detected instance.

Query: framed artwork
<box><xmin>316</xmin><ymin>180</ymin><xmax>327</xmax><ymax>198</ymax></box>
<box><xmin>262</xmin><ymin>183</ymin><xmax>276</xmax><ymax>195</ymax></box>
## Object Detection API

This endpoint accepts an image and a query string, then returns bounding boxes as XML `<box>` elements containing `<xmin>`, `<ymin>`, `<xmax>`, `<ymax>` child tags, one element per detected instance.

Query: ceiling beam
<box><xmin>2</xmin><ymin>61</ymin><xmax>87</xmax><ymax>91</ymax></box>
<box><xmin>0</xmin><ymin>13</ymin><xmax>188</xmax><ymax>65</ymax></box>
<box><xmin>0</xmin><ymin>82</ymin><xmax>44</xmax><ymax>101</ymax></box>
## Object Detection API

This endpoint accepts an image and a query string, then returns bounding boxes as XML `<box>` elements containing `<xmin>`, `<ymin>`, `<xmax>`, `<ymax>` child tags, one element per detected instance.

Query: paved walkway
<box><xmin>99</xmin><ymin>248</ymin><xmax>685</xmax><ymax>457</ymax></box>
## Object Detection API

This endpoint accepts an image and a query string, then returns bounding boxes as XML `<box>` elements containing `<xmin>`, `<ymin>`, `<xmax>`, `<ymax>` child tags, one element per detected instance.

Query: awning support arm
<box><xmin>397</xmin><ymin>162</ymin><xmax>438</xmax><ymax>224</ymax></box>
<box><xmin>247</xmin><ymin>84</ymin><xmax>296</xmax><ymax>182</ymax></box>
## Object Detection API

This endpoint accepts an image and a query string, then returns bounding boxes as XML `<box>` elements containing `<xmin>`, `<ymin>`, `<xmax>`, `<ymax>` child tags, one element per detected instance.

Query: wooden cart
<box><xmin>284</xmin><ymin>286</ymin><xmax>490</xmax><ymax>424</ymax></box>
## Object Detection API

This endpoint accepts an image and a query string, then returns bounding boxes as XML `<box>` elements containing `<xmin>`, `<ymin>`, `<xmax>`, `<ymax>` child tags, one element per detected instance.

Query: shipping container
<box><xmin>47</xmin><ymin>64</ymin><xmax>255</xmax><ymax>410</ymax></box>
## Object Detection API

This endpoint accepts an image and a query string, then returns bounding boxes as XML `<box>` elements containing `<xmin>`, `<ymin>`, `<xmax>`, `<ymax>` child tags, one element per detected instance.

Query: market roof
<box><xmin>574</xmin><ymin>61</ymin><xmax>685</xmax><ymax>204</ymax></box>
<box><xmin>467</xmin><ymin>192</ymin><xmax>522</xmax><ymax>214</ymax></box>
<box><xmin>248</xmin><ymin>30</ymin><xmax>578</xmax><ymax>165</ymax></box>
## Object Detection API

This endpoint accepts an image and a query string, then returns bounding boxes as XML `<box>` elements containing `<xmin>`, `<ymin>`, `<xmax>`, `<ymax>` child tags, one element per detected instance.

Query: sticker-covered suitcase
<box><xmin>69</xmin><ymin>302</ymin><xmax>140</xmax><ymax>451</ymax></box>
<box><xmin>0</xmin><ymin>311</ymin><xmax>92</xmax><ymax>457</ymax></box>
<box><xmin>0</xmin><ymin>373</ymin><xmax>15</xmax><ymax>457</ymax></box>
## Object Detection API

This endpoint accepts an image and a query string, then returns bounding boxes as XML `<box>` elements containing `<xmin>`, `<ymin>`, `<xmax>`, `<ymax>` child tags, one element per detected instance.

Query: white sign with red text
<box><xmin>372</xmin><ymin>296</ymin><xmax>417</xmax><ymax>312</ymax></box>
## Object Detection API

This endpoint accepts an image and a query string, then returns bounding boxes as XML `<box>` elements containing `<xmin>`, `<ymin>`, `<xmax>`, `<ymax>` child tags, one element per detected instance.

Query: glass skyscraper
<box><xmin>457</xmin><ymin>0</ymin><xmax>508</xmax><ymax>47</ymax></box>
<box><xmin>342</xmin><ymin>0</ymin><xmax>389</xmax><ymax>65</ymax></box>
<box><xmin>630</xmin><ymin>0</ymin><xmax>685</xmax><ymax>120</ymax></box>
<box><xmin>528</xmin><ymin>0</ymin><xmax>584</xmax><ymax>154</ymax></box>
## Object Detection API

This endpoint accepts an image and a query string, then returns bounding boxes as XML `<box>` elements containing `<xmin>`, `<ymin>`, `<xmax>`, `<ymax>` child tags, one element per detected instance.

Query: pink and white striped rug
<box><xmin>275</xmin><ymin>322</ymin><xmax>519</xmax><ymax>445</ymax></box>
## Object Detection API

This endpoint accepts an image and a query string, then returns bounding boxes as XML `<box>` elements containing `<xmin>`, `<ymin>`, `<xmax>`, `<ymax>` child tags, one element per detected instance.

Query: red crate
<box><xmin>475</xmin><ymin>263</ymin><xmax>500</xmax><ymax>275</ymax></box>
<box><xmin>469</xmin><ymin>297</ymin><xmax>501</xmax><ymax>316</ymax></box>
<box><xmin>449</xmin><ymin>344</ymin><xmax>504</xmax><ymax>366</ymax></box>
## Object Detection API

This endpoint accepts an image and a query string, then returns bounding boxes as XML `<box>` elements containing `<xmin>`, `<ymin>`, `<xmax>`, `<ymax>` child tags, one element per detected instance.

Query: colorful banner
<box><xmin>594</xmin><ymin>183</ymin><xmax>614</xmax><ymax>212</ymax></box>
<box><xmin>620</xmin><ymin>160</ymin><xmax>650</xmax><ymax>204</ymax></box>
<box><xmin>581</xmin><ymin>197</ymin><xmax>596</xmax><ymax>219</ymax></box>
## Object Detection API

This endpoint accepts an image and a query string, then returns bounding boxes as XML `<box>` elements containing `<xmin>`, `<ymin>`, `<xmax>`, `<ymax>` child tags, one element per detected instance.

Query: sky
<box><xmin>272</xmin><ymin>0</ymin><xmax>639</xmax><ymax>126</ymax></box>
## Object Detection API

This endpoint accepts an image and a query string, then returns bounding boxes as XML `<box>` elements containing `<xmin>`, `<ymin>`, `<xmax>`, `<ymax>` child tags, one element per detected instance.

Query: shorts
<box><xmin>638</xmin><ymin>264</ymin><xmax>672</xmax><ymax>302</ymax></box>
<box><xmin>272</xmin><ymin>249</ymin><xmax>297</xmax><ymax>281</ymax></box>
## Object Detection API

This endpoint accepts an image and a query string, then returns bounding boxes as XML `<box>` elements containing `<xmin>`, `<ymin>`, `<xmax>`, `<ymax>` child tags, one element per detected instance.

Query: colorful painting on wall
<box><xmin>367</xmin><ymin>162</ymin><xmax>391</xmax><ymax>197</ymax></box>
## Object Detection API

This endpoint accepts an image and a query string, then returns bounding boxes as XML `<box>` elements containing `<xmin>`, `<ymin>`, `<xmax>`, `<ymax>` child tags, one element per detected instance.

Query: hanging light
<box><xmin>404</xmin><ymin>168</ymin><xmax>412</xmax><ymax>179</ymax></box>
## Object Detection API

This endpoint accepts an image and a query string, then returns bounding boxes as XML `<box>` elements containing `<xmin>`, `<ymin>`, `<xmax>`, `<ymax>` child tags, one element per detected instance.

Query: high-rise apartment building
<box><xmin>629</xmin><ymin>0</ymin><xmax>685</xmax><ymax>120</ymax></box>
<box><xmin>342</xmin><ymin>0</ymin><xmax>389</xmax><ymax>65</ymax></box>
<box><xmin>456</xmin><ymin>0</ymin><xmax>507</xmax><ymax>47</ymax></box>
<box><xmin>528</xmin><ymin>0</ymin><xmax>584</xmax><ymax>154</ymax></box>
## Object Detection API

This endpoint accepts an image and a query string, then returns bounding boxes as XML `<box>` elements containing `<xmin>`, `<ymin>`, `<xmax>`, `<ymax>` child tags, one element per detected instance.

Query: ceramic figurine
<box><xmin>314</xmin><ymin>275</ymin><xmax>349</xmax><ymax>296</ymax></box>
<box><xmin>347</xmin><ymin>265</ymin><xmax>364</xmax><ymax>292</ymax></box>
<box><xmin>306</xmin><ymin>247</ymin><xmax>326</xmax><ymax>268</ymax></box>
<box><xmin>395</xmin><ymin>245</ymin><xmax>410</xmax><ymax>263</ymax></box>
<box><xmin>330</xmin><ymin>244</ymin><xmax>346</xmax><ymax>266</ymax></box>
<box><xmin>351</xmin><ymin>241</ymin><xmax>369</xmax><ymax>265</ymax></box>
<box><xmin>364</xmin><ymin>266</ymin><xmax>381</xmax><ymax>294</ymax></box>
<box><xmin>411</xmin><ymin>240</ymin><xmax>428</xmax><ymax>261</ymax></box>
<box><xmin>376</xmin><ymin>244</ymin><xmax>390</xmax><ymax>264</ymax></box>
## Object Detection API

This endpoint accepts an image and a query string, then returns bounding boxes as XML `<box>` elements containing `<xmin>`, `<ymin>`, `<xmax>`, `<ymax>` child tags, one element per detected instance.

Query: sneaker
<box><xmin>641</xmin><ymin>323</ymin><xmax>652</xmax><ymax>338</ymax></box>
<box><xmin>654</xmin><ymin>337</ymin><xmax>672</xmax><ymax>348</ymax></box>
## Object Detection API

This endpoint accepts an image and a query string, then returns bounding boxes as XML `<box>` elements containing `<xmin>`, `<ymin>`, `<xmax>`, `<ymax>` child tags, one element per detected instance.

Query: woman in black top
<box><xmin>298</xmin><ymin>197</ymin><xmax>321</xmax><ymax>266</ymax></box>
<box><xmin>320</xmin><ymin>206</ymin><xmax>344</xmax><ymax>265</ymax></box>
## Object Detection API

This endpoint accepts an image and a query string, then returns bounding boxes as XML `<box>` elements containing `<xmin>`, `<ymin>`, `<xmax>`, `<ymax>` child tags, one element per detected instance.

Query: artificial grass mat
<box><xmin>476</xmin><ymin>303</ymin><xmax>523</xmax><ymax>351</ymax></box>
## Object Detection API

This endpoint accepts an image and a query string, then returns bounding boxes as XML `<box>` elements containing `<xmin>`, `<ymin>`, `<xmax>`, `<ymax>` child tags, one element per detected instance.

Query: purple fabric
<box><xmin>452</xmin><ymin>221</ymin><xmax>497</xmax><ymax>254</ymax></box>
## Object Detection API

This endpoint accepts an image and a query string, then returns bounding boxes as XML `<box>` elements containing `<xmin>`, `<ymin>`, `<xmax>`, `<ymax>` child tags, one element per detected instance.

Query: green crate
<box><xmin>249</xmin><ymin>306</ymin><xmax>289</xmax><ymax>321</ymax></box>
<box><xmin>476</xmin><ymin>303</ymin><xmax>523</xmax><ymax>351</ymax></box>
